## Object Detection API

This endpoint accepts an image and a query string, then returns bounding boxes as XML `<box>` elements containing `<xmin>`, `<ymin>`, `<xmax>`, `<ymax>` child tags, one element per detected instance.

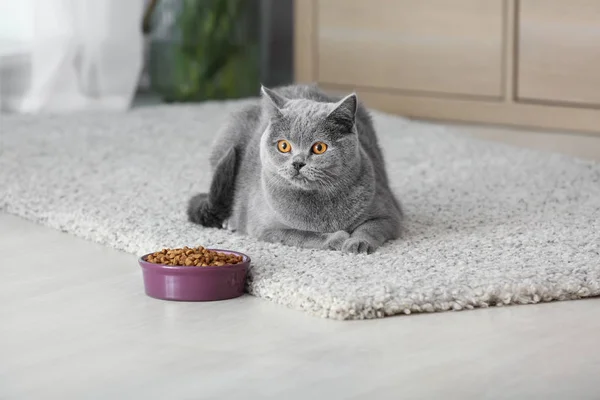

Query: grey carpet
<box><xmin>1</xmin><ymin>100</ymin><xmax>599</xmax><ymax>320</ymax></box>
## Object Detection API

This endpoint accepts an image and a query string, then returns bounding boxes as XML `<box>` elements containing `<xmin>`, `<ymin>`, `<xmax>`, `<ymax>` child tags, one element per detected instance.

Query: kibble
<box><xmin>145</xmin><ymin>246</ymin><xmax>243</xmax><ymax>267</ymax></box>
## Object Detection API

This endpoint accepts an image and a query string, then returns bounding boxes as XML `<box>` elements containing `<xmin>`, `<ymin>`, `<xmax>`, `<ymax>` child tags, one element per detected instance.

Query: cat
<box><xmin>187</xmin><ymin>84</ymin><xmax>402</xmax><ymax>254</ymax></box>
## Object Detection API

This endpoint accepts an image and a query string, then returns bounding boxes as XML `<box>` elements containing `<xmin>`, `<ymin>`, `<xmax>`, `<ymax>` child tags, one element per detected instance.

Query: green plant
<box><xmin>149</xmin><ymin>0</ymin><xmax>260</xmax><ymax>102</ymax></box>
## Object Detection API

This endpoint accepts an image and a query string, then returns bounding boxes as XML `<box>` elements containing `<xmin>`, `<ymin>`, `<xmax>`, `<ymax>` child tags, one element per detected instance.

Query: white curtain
<box><xmin>0</xmin><ymin>0</ymin><xmax>144</xmax><ymax>113</ymax></box>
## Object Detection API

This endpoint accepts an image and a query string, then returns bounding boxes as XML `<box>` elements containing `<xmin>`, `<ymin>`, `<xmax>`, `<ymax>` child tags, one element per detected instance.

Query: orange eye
<box><xmin>311</xmin><ymin>142</ymin><xmax>328</xmax><ymax>154</ymax></box>
<box><xmin>277</xmin><ymin>140</ymin><xmax>291</xmax><ymax>153</ymax></box>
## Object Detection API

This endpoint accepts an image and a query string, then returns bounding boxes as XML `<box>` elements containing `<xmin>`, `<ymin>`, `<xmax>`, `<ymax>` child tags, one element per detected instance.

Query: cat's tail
<box><xmin>187</xmin><ymin>146</ymin><xmax>239</xmax><ymax>228</ymax></box>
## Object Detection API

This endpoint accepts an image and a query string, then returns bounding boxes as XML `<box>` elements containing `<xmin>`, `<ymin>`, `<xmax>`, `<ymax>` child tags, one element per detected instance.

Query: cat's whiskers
<box><xmin>307</xmin><ymin>169</ymin><xmax>340</xmax><ymax>202</ymax></box>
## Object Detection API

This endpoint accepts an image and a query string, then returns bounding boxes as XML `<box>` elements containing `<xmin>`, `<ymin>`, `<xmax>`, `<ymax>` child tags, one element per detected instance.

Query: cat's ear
<box><xmin>327</xmin><ymin>93</ymin><xmax>358</xmax><ymax>129</ymax></box>
<box><xmin>261</xmin><ymin>85</ymin><xmax>288</xmax><ymax>118</ymax></box>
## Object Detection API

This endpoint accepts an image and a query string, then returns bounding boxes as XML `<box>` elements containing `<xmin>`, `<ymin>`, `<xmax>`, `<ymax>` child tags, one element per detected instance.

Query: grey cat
<box><xmin>187</xmin><ymin>84</ymin><xmax>402</xmax><ymax>254</ymax></box>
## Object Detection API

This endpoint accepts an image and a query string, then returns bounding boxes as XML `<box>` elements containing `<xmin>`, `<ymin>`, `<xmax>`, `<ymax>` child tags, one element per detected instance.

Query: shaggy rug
<box><xmin>1</xmin><ymin>100</ymin><xmax>599</xmax><ymax>320</ymax></box>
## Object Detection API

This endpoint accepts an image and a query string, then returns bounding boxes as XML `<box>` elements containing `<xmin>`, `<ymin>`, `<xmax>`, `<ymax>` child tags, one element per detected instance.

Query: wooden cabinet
<box><xmin>318</xmin><ymin>0</ymin><xmax>504</xmax><ymax>97</ymax></box>
<box><xmin>295</xmin><ymin>0</ymin><xmax>600</xmax><ymax>134</ymax></box>
<box><xmin>517</xmin><ymin>0</ymin><xmax>600</xmax><ymax>107</ymax></box>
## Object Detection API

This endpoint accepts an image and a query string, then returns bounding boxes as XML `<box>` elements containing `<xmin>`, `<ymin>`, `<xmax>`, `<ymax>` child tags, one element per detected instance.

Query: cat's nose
<box><xmin>292</xmin><ymin>161</ymin><xmax>306</xmax><ymax>171</ymax></box>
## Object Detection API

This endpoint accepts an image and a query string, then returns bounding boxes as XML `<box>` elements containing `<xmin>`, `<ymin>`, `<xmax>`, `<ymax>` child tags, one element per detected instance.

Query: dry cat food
<box><xmin>146</xmin><ymin>246</ymin><xmax>243</xmax><ymax>267</ymax></box>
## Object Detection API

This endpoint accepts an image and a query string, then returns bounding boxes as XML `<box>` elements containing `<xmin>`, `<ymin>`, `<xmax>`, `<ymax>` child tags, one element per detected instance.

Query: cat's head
<box><xmin>259</xmin><ymin>86</ymin><xmax>360</xmax><ymax>190</ymax></box>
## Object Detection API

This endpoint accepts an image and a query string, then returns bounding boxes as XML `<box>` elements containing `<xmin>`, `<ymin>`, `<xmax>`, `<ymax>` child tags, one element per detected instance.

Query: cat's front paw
<box><xmin>324</xmin><ymin>230</ymin><xmax>351</xmax><ymax>251</ymax></box>
<box><xmin>342</xmin><ymin>238</ymin><xmax>377</xmax><ymax>254</ymax></box>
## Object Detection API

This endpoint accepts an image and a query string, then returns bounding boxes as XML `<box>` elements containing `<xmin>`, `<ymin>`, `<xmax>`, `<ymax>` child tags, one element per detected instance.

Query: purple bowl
<box><xmin>138</xmin><ymin>249</ymin><xmax>250</xmax><ymax>301</ymax></box>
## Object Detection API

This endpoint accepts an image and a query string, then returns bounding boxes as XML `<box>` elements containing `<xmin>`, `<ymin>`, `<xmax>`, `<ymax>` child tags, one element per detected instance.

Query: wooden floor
<box><xmin>2</xmin><ymin>125</ymin><xmax>600</xmax><ymax>399</ymax></box>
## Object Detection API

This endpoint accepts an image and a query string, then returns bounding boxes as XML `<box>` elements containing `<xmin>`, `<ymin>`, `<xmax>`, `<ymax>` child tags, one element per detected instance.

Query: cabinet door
<box><xmin>517</xmin><ymin>0</ymin><xmax>600</xmax><ymax>107</ymax></box>
<box><xmin>317</xmin><ymin>0</ymin><xmax>504</xmax><ymax>98</ymax></box>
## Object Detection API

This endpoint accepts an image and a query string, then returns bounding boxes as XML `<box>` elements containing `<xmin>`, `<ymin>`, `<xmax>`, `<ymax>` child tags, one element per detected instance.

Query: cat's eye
<box><xmin>277</xmin><ymin>140</ymin><xmax>292</xmax><ymax>153</ymax></box>
<box><xmin>311</xmin><ymin>142</ymin><xmax>328</xmax><ymax>154</ymax></box>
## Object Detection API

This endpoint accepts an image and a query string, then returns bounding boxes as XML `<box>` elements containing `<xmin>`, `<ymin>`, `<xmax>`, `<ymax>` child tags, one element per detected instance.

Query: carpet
<box><xmin>1</xmin><ymin>100</ymin><xmax>599</xmax><ymax>320</ymax></box>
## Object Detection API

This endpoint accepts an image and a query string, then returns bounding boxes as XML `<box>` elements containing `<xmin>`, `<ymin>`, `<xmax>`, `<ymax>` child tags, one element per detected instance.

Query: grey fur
<box><xmin>187</xmin><ymin>146</ymin><xmax>238</xmax><ymax>228</ymax></box>
<box><xmin>189</xmin><ymin>84</ymin><xmax>402</xmax><ymax>254</ymax></box>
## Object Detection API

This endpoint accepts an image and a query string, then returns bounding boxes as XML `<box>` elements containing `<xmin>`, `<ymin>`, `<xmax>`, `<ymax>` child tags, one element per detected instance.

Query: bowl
<box><xmin>138</xmin><ymin>249</ymin><xmax>250</xmax><ymax>301</ymax></box>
